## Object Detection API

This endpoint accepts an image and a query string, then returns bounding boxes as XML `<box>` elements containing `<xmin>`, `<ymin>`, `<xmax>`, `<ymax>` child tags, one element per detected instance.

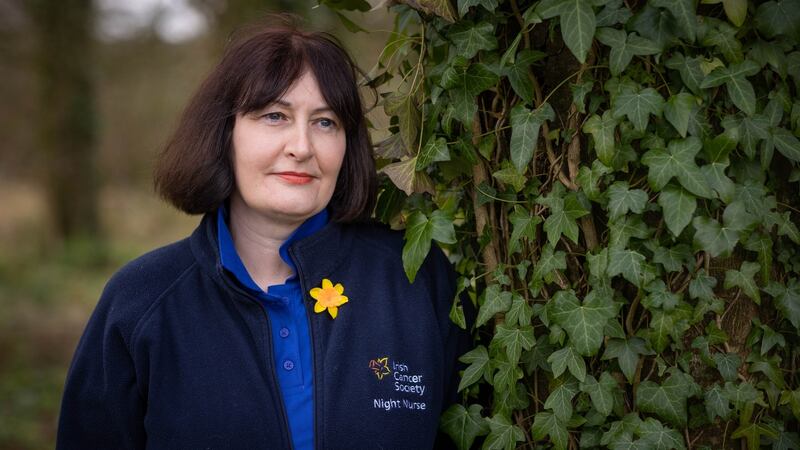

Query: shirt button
<box><xmin>279</xmin><ymin>327</ymin><xmax>290</xmax><ymax>338</ymax></box>
<box><xmin>283</xmin><ymin>360</ymin><xmax>295</xmax><ymax>371</ymax></box>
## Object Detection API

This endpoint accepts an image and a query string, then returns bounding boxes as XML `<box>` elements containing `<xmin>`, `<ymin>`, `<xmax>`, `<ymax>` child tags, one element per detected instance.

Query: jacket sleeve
<box><xmin>56</xmin><ymin>282</ymin><xmax>147</xmax><ymax>449</ymax></box>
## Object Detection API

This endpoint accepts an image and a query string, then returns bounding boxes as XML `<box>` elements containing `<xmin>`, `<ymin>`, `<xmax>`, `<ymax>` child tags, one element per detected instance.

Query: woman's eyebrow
<box><xmin>273</xmin><ymin>99</ymin><xmax>335</xmax><ymax>115</ymax></box>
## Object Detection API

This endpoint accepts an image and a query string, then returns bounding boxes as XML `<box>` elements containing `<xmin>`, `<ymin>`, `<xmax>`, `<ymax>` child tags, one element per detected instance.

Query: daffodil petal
<box><xmin>336</xmin><ymin>296</ymin><xmax>349</xmax><ymax>306</ymax></box>
<box><xmin>309</xmin><ymin>288</ymin><xmax>322</xmax><ymax>300</ymax></box>
<box><xmin>329</xmin><ymin>306</ymin><xmax>338</xmax><ymax>319</ymax></box>
<box><xmin>314</xmin><ymin>302</ymin><xmax>326</xmax><ymax>313</ymax></box>
<box><xmin>334</xmin><ymin>283</ymin><xmax>344</xmax><ymax>294</ymax></box>
<box><xmin>322</xmin><ymin>278</ymin><xmax>333</xmax><ymax>289</ymax></box>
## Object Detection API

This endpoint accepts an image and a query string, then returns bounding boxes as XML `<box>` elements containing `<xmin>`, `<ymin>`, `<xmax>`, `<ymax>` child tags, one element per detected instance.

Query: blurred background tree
<box><xmin>0</xmin><ymin>1</ymin><xmax>389</xmax><ymax>447</ymax></box>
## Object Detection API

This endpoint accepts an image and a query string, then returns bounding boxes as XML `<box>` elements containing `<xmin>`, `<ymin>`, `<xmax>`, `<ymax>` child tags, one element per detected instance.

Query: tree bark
<box><xmin>31</xmin><ymin>0</ymin><xmax>99</xmax><ymax>240</ymax></box>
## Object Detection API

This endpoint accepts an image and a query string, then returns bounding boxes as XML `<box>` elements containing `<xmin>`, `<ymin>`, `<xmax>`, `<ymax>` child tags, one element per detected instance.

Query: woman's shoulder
<box><xmin>98</xmin><ymin>237</ymin><xmax>199</xmax><ymax>323</ymax></box>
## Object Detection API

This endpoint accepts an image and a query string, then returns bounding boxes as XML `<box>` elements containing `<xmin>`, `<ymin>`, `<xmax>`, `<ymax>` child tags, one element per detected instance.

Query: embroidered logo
<box><xmin>370</xmin><ymin>357</ymin><xmax>429</xmax><ymax>412</ymax></box>
<box><xmin>369</xmin><ymin>357</ymin><xmax>391</xmax><ymax>380</ymax></box>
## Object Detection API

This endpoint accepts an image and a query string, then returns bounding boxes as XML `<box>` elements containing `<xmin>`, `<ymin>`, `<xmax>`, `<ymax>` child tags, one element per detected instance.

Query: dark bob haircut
<box><xmin>154</xmin><ymin>15</ymin><xmax>377</xmax><ymax>223</ymax></box>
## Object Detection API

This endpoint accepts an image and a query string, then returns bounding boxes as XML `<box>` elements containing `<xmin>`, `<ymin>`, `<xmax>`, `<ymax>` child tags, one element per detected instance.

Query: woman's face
<box><xmin>230</xmin><ymin>71</ymin><xmax>346</xmax><ymax>225</ymax></box>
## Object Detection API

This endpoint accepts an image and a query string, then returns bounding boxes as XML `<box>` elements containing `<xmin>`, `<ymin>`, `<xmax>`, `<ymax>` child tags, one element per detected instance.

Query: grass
<box><xmin>0</xmin><ymin>181</ymin><xmax>196</xmax><ymax>450</ymax></box>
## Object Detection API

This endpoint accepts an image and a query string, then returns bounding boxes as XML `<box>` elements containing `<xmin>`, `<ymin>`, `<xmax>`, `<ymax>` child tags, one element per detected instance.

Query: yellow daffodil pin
<box><xmin>310</xmin><ymin>278</ymin><xmax>348</xmax><ymax>319</ymax></box>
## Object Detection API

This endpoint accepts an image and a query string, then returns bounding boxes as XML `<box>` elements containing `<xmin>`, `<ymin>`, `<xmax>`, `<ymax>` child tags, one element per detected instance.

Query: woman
<box><xmin>57</xmin><ymin>16</ymin><xmax>468</xmax><ymax>450</ymax></box>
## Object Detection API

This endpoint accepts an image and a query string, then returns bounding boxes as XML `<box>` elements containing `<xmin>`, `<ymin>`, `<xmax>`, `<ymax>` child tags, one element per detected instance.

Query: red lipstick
<box><xmin>276</xmin><ymin>172</ymin><xmax>314</xmax><ymax>185</ymax></box>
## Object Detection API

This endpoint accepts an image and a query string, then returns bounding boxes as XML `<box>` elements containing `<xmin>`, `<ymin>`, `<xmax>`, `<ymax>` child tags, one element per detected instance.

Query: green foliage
<box><xmin>327</xmin><ymin>0</ymin><xmax>800</xmax><ymax>447</ymax></box>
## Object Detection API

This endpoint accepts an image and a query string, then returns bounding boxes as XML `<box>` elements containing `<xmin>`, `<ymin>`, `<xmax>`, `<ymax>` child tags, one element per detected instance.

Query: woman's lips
<box><xmin>276</xmin><ymin>172</ymin><xmax>314</xmax><ymax>185</ymax></box>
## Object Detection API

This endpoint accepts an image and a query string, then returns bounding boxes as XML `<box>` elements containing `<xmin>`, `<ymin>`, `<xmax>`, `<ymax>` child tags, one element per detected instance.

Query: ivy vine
<box><xmin>324</xmin><ymin>0</ymin><xmax>800</xmax><ymax>448</ymax></box>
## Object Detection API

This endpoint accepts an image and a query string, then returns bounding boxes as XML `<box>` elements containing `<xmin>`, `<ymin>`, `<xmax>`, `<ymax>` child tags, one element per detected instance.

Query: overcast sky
<box><xmin>96</xmin><ymin>0</ymin><xmax>208</xmax><ymax>43</ymax></box>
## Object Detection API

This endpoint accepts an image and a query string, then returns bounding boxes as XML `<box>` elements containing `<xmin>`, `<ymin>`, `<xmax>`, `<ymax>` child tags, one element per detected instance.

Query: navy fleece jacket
<box><xmin>56</xmin><ymin>214</ymin><xmax>469</xmax><ymax>449</ymax></box>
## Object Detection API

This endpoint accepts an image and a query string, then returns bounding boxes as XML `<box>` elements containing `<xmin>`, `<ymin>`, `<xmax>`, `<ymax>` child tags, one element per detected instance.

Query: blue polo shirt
<box><xmin>217</xmin><ymin>207</ymin><xmax>327</xmax><ymax>450</ymax></box>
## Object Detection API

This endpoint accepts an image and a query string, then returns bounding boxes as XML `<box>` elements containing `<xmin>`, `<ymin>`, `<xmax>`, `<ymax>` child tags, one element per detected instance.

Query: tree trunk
<box><xmin>30</xmin><ymin>0</ymin><xmax>99</xmax><ymax>241</ymax></box>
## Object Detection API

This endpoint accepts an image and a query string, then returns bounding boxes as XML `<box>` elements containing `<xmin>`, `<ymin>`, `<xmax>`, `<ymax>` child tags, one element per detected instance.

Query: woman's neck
<box><xmin>228</xmin><ymin>197</ymin><xmax>303</xmax><ymax>291</ymax></box>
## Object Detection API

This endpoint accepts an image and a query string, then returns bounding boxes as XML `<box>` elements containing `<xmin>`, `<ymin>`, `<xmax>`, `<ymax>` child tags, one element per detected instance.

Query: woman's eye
<box><xmin>318</xmin><ymin>118</ymin><xmax>338</xmax><ymax>129</ymax></box>
<box><xmin>263</xmin><ymin>112</ymin><xmax>285</xmax><ymax>122</ymax></box>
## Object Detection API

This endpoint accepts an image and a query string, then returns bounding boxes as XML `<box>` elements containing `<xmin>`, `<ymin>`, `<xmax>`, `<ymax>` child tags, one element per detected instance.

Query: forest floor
<box><xmin>0</xmin><ymin>181</ymin><xmax>196</xmax><ymax>449</ymax></box>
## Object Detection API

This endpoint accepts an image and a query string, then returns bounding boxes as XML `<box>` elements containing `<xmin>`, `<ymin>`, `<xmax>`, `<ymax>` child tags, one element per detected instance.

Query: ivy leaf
<box><xmin>630</xmin><ymin>4</ymin><xmax>677</xmax><ymax>49</ymax></box>
<box><xmin>596</xmin><ymin>28</ymin><xmax>661</xmax><ymax>75</ymax></box>
<box><xmin>533</xmin><ymin>243</ymin><xmax>567</xmax><ymax>282</ymax></box>
<box><xmin>483</xmin><ymin>414</ymin><xmax>526</xmax><ymax>450</ymax></box>
<box><xmin>637</xmin><ymin>418</ymin><xmax>686</xmax><ymax>450</ymax></box>
<box><xmin>531</xmin><ymin>411</ymin><xmax>569</xmax><ymax>450</ymax></box>
<box><xmin>612</xmin><ymin>83</ymin><xmax>665</xmax><ymax>131</ymax></box>
<box><xmin>773</xmin><ymin>127</ymin><xmax>800</xmax><ymax>162</ymax></box>
<box><xmin>766</xmin><ymin>279</ymin><xmax>800</xmax><ymax>332</ymax></box>
<box><xmin>577</xmin><ymin>160</ymin><xmax>612</xmax><ymax>202</ymax></box>
<box><xmin>476</xmin><ymin>285</ymin><xmax>512</xmax><ymax>328</ymax></box>
<box><xmin>658</xmin><ymin>185</ymin><xmax>696</xmax><ymax>237</ymax></box>
<box><xmin>544</xmin><ymin>379</ymin><xmax>579</xmax><ymax>421</ymax></box>
<box><xmin>731</xmin><ymin>421</ymin><xmax>779</xmax><ymax>450</ymax></box>
<box><xmin>602</xmin><ymin>337</ymin><xmax>652</xmax><ymax>383</ymax></box>
<box><xmin>448</xmin><ymin>21</ymin><xmax>498</xmax><ymax>59</ymax></box>
<box><xmin>723</xmin><ymin>381</ymin><xmax>761</xmax><ymax>409</ymax></box>
<box><xmin>701</xmin><ymin>160</ymin><xmax>736</xmax><ymax>203</ymax></box>
<box><xmin>722</xmin><ymin>0</ymin><xmax>747</xmax><ymax>26</ymax></box>
<box><xmin>506</xmin><ymin>293</ymin><xmax>534</xmax><ymax>327</ymax></box>
<box><xmin>648</xmin><ymin>310</ymin><xmax>674</xmax><ymax>352</ymax></box>
<box><xmin>596</xmin><ymin>0</ymin><xmax>633</xmax><ymax>27</ymax></box>
<box><xmin>547</xmin><ymin>345</ymin><xmax>587</xmax><ymax>382</ymax></box>
<box><xmin>492</xmin><ymin>164</ymin><xmax>527</xmax><ymax>193</ymax></box>
<box><xmin>580</xmin><ymin>372</ymin><xmax>618</xmax><ymax>416</ymax></box>
<box><xmin>440</xmin><ymin>404</ymin><xmax>490</xmax><ymax>450</ymax></box>
<box><xmin>539</xmin><ymin>189</ymin><xmax>589</xmax><ymax>246</ymax></box>
<box><xmin>492</xmin><ymin>355</ymin><xmax>523</xmax><ymax>393</ymax></box>
<box><xmin>607</xmin><ymin>181</ymin><xmax>648</xmax><ymax>220</ymax></box>
<box><xmin>689</xmin><ymin>270</ymin><xmax>717</xmax><ymax>301</ymax></box>
<box><xmin>665</xmin><ymin>54</ymin><xmax>705</xmax><ymax>95</ymax></box>
<box><xmin>537</xmin><ymin>0</ymin><xmax>596</xmax><ymax>63</ymax></box>
<box><xmin>493</xmin><ymin>324</ymin><xmax>535</xmax><ymax>365</ymax></box>
<box><xmin>692</xmin><ymin>201</ymin><xmax>749</xmax><ymax>257</ymax></box>
<box><xmin>651</xmin><ymin>0</ymin><xmax>697</xmax><ymax>42</ymax></box>
<box><xmin>416</xmin><ymin>137</ymin><xmax>450</xmax><ymax>170</ymax></box>
<box><xmin>663</xmin><ymin>93</ymin><xmax>696</xmax><ymax>138</ymax></box>
<box><xmin>402</xmin><ymin>210</ymin><xmax>455</xmax><ymax>282</ymax></box>
<box><xmin>444</xmin><ymin>62</ymin><xmax>500</xmax><ymax>125</ymax></box>
<box><xmin>458</xmin><ymin>345</ymin><xmax>491</xmax><ymax>391</ymax></box>
<box><xmin>384</xmin><ymin>91</ymin><xmax>420</xmax><ymax>152</ymax></box>
<box><xmin>641</xmin><ymin>137</ymin><xmax>714</xmax><ymax>198</ymax></box>
<box><xmin>583</xmin><ymin>111</ymin><xmax>618</xmax><ymax>166</ymax></box>
<box><xmin>508</xmin><ymin>207</ymin><xmax>541</xmax><ymax>254</ymax></box>
<box><xmin>755</xmin><ymin>0</ymin><xmax>800</xmax><ymax>40</ymax></box>
<box><xmin>636</xmin><ymin>370</ymin><xmax>700</xmax><ymax>427</ymax></box>
<box><xmin>504</xmin><ymin>50</ymin><xmax>545</xmax><ymax>103</ymax></box>
<box><xmin>381</xmin><ymin>157</ymin><xmax>434</xmax><ymax>196</ymax></box>
<box><xmin>693</xmin><ymin>222</ymin><xmax>736</xmax><ymax>259</ymax></box>
<box><xmin>457</xmin><ymin>0</ymin><xmax>499</xmax><ymax>17</ymax></box>
<box><xmin>510</xmin><ymin>103</ymin><xmax>555</xmax><ymax>173</ymax></box>
<box><xmin>700</xmin><ymin>61</ymin><xmax>760</xmax><ymax>115</ymax></box>
<box><xmin>608</xmin><ymin>246</ymin><xmax>652</xmax><ymax>287</ymax></box>
<box><xmin>713</xmin><ymin>352</ymin><xmax>742</xmax><ymax>381</ymax></box>
<box><xmin>549</xmin><ymin>288</ymin><xmax>618</xmax><ymax>357</ymax></box>
<box><xmin>730</xmin><ymin>115</ymin><xmax>771</xmax><ymax>159</ymax></box>
<box><xmin>780</xmin><ymin>389</ymin><xmax>800</xmax><ymax>420</ymax></box>
<box><xmin>643</xmin><ymin>280</ymin><xmax>682</xmax><ymax>311</ymax></box>
<box><xmin>724</xmin><ymin>261</ymin><xmax>761</xmax><ymax>303</ymax></box>
<box><xmin>705</xmin><ymin>383</ymin><xmax>733</xmax><ymax>421</ymax></box>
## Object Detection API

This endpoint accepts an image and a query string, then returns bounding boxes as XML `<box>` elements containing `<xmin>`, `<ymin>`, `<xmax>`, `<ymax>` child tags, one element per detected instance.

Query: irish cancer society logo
<box><xmin>369</xmin><ymin>357</ymin><xmax>391</xmax><ymax>380</ymax></box>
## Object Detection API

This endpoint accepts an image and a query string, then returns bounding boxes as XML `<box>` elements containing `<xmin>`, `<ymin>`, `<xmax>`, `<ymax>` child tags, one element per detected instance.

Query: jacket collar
<box><xmin>216</xmin><ymin>206</ymin><xmax>329</xmax><ymax>291</ymax></box>
<box><xmin>190</xmin><ymin>210</ymin><xmax>349</xmax><ymax>298</ymax></box>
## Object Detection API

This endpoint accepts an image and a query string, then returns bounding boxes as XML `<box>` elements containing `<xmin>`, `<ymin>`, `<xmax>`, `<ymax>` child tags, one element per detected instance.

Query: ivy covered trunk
<box><xmin>325</xmin><ymin>0</ymin><xmax>800</xmax><ymax>448</ymax></box>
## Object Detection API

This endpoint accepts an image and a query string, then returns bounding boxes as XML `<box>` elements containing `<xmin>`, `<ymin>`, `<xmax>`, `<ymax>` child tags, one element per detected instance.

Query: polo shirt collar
<box><xmin>217</xmin><ymin>205</ymin><xmax>329</xmax><ymax>291</ymax></box>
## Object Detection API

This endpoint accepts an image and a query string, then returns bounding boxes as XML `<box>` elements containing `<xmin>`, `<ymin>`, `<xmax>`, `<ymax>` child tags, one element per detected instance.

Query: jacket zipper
<box><xmin>289</xmin><ymin>247</ymin><xmax>321</xmax><ymax>450</ymax></box>
<box><xmin>218</xmin><ymin>268</ymin><xmax>295</xmax><ymax>450</ymax></box>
